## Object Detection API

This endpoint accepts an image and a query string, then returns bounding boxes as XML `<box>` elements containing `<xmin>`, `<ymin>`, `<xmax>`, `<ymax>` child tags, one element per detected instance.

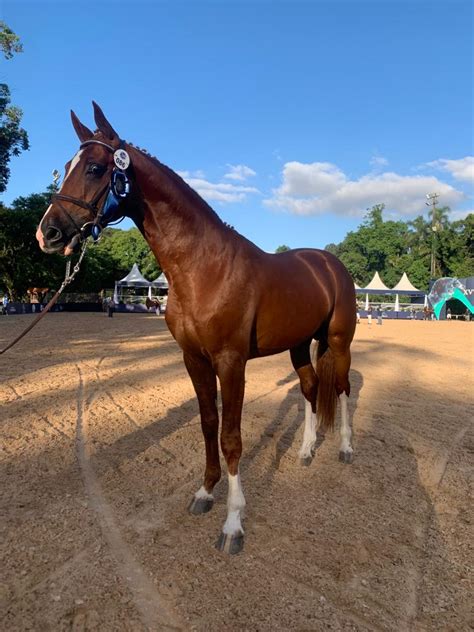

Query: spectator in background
<box><xmin>447</xmin><ymin>308</ymin><xmax>452</xmax><ymax>320</ymax></box>
<box><xmin>2</xmin><ymin>294</ymin><xmax>9</xmax><ymax>315</ymax></box>
<box><xmin>367</xmin><ymin>304</ymin><xmax>373</xmax><ymax>326</ymax></box>
<box><xmin>376</xmin><ymin>306</ymin><xmax>383</xmax><ymax>325</ymax></box>
<box><xmin>107</xmin><ymin>297</ymin><xmax>115</xmax><ymax>318</ymax></box>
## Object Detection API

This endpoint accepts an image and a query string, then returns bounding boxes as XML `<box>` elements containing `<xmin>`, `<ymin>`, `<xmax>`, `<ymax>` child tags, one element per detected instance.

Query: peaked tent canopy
<box><xmin>356</xmin><ymin>270</ymin><xmax>425</xmax><ymax>311</ymax></box>
<box><xmin>364</xmin><ymin>271</ymin><xmax>390</xmax><ymax>291</ymax></box>
<box><xmin>151</xmin><ymin>273</ymin><xmax>169</xmax><ymax>289</ymax></box>
<box><xmin>392</xmin><ymin>272</ymin><xmax>421</xmax><ymax>293</ymax></box>
<box><xmin>117</xmin><ymin>263</ymin><xmax>151</xmax><ymax>288</ymax></box>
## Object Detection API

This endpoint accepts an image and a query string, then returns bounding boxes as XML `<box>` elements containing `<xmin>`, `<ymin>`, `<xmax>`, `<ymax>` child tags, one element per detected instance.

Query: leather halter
<box><xmin>52</xmin><ymin>139</ymin><xmax>127</xmax><ymax>241</ymax></box>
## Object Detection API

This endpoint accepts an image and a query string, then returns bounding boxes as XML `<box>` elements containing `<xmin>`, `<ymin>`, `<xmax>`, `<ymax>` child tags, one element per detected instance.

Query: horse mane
<box><xmin>90</xmin><ymin>130</ymin><xmax>238</xmax><ymax>234</ymax></box>
<box><xmin>128</xmin><ymin>140</ymin><xmax>234</xmax><ymax>230</ymax></box>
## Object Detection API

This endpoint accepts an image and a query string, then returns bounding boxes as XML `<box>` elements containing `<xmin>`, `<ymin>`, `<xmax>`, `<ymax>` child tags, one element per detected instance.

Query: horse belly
<box><xmin>253</xmin><ymin>296</ymin><xmax>327</xmax><ymax>356</ymax></box>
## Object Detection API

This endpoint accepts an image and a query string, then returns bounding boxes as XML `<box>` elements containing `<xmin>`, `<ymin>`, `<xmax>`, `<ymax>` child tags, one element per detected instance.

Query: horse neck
<box><xmin>126</xmin><ymin>144</ymin><xmax>231</xmax><ymax>273</ymax></box>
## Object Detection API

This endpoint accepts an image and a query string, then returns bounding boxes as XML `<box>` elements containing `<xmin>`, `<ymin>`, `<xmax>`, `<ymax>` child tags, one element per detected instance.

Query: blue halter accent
<box><xmin>91</xmin><ymin>170</ymin><xmax>130</xmax><ymax>239</ymax></box>
<box><xmin>91</xmin><ymin>140</ymin><xmax>131</xmax><ymax>240</ymax></box>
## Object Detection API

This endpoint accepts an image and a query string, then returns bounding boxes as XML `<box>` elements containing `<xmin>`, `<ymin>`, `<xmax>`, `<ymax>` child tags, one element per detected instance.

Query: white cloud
<box><xmin>370</xmin><ymin>154</ymin><xmax>389</xmax><ymax>168</ymax></box>
<box><xmin>224</xmin><ymin>164</ymin><xmax>256</xmax><ymax>181</ymax></box>
<box><xmin>264</xmin><ymin>160</ymin><xmax>465</xmax><ymax>218</ymax></box>
<box><xmin>426</xmin><ymin>157</ymin><xmax>474</xmax><ymax>183</ymax></box>
<box><xmin>178</xmin><ymin>170</ymin><xmax>259</xmax><ymax>203</ymax></box>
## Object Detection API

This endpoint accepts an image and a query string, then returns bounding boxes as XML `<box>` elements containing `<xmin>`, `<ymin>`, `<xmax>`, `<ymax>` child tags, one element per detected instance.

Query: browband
<box><xmin>79</xmin><ymin>139</ymin><xmax>116</xmax><ymax>152</ymax></box>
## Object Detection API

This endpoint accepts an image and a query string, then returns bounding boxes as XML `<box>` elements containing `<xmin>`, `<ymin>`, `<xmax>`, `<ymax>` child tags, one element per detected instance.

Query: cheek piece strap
<box><xmin>52</xmin><ymin>139</ymin><xmax>131</xmax><ymax>243</ymax></box>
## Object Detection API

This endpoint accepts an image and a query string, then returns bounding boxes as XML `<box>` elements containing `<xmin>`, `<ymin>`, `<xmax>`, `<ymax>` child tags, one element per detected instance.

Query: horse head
<box><xmin>36</xmin><ymin>102</ymin><xmax>137</xmax><ymax>255</ymax></box>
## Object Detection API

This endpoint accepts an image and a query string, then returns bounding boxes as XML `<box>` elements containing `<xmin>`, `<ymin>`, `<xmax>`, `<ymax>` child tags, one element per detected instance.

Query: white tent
<box><xmin>362</xmin><ymin>272</ymin><xmax>390</xmax><ymax>309</ymax></box>
<box><xmin>151</xmin><ymin>272</ymin><xmax>169</xmax><ymax>289</ymax></box>
<box><xmin>114</xmin><ymin>263</ymin><xmax>151</xmax><ymax>303</ymax></box>
<box><xmin>117</xmin><ymin>263</ymin><xmax>150</xmax><ymax>288</ymax></box>
<box><xmin>392</xmin><ymin>272</ymin><xmax>421</xmax><ymax>293</ymax></box>
<box><xmin>364</xmin><ymin>271</ymin><xmax>390</xmax><ymax>291</ymax></box>
<box><xmin>355</xmin><ymin>270</ymin><xmax>426</xmax><ymax>315</ymax></box>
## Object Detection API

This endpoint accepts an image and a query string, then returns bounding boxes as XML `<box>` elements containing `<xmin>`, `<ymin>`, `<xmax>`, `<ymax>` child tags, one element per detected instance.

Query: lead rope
<box><xmin>0</xmin><ymin>239</ymin><xmax>90</xmax><ymax>355</ymax></box>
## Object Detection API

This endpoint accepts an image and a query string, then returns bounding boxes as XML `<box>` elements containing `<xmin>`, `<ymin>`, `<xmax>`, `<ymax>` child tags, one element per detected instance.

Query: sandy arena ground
<box><xmin>0</xmin><ymin>313</ymin><xmax>473</xmax><ymax>631</ymax></box>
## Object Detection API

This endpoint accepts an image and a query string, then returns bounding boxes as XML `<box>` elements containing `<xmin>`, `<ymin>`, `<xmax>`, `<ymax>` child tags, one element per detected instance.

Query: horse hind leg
<box><xmin>338</xmin><ymin>391</ymin><xmax>353</xmax><ymax>464</ymax></box>
<box><xmin>290</xmin><ymin>340</ymin><xmax>319</xmax><ymax>466</ymax></box>
<box><xmin>328</xmin><ymin>332</ymin><xmax>354</xmax><ymax>464</ymax></box>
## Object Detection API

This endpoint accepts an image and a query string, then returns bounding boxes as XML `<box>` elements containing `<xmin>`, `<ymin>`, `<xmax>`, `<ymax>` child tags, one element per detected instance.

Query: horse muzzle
<box><xmin>36</xmin><ymin>223</ymin><xmax>81</xmax><ymax>256</ymax></box>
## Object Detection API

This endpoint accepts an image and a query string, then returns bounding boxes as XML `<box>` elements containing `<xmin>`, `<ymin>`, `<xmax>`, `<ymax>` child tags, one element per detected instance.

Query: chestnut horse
<box><xmin>36</xmin><ymin>103</ymin><xmax>356</xmax><ymax>554</ymax></box>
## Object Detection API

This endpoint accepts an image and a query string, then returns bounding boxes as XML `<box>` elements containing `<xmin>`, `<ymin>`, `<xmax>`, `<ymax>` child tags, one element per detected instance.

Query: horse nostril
<box><xmin>45</xmin><ymin>226</ymin><xmax>63</xmax><ymax>243</ymax></box>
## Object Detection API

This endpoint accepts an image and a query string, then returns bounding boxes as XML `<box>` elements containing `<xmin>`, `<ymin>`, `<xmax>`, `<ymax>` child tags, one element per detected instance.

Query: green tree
<box><xmin>0</xmin><ymin>190</ymin><xmax>64</xmax><ymax>299</ymax></box>
<box><xmin>329</xmin><ymin>204</ymin><xmax>412</xmax><ymax>287</ymax></box>
<box><xmin>0</xmin><ymin>23</ymin><xmax>29</xmax><ymax>193</ymax></box>
<box><xmin>437</xmin><ymin>213</ymin><xmax>474</xmax><ymax>278</ymax></box>
<box><xmin>98</xmin><ymin>228</ymin><xmax>161</xmax><ymax>279</ymax></box>
<box><xmin>324</xmin><ymin>204</ymin><xmax>474</xmax><ymax>291</ymax></box>
<box><xmin>0</xmin><ymin>182</ymin><xmax>163</xmax><ymax>299</ymax></box>
<box><xmin>427</xmin><ymin>205</ymin><xmax>450</xmax><ymax>278</ymax></box>
<box><xmin>275</xmin><ymin>244</ymin><xmax>290</xmax><ymax>253</ymax></box>
<box><xmin>0</xmin><ymin>21</ymin><xmax>23</xmax><ymax>58</ymax></box>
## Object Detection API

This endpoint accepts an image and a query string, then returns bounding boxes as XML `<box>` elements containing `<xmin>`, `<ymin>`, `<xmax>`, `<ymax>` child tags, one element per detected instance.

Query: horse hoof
<box><xmin>216</xmin><ymin>532</ymin><xmax>244</xmax><ymax>555</ymax></box>
<box><xmin>188</xmin><ymin>497</ymin><xmax>214</xmax><ymax>515</ymax></box>
<box><xmin>339</xmin><ymin>450</ymin><xmax>354</xmax><ymax>464</ymax></box>
<box><xmin>300</xmin><ymin>455</ymin><xmax>312</xmax><ymax>467</ymax></box>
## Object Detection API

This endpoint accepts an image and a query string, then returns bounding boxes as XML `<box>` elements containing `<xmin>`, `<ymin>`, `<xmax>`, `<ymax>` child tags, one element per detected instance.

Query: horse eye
<box><xmin>87</xmin><ymin>163</ymin><xmax>106</xmax><ymax>177</ymax></box>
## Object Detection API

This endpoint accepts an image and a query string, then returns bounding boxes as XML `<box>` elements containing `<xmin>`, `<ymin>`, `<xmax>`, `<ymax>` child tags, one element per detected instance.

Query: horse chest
<box><xmin>165</xmin><ymin>305</ymin><xmax>206</xmax><ymax>354</ymax></box>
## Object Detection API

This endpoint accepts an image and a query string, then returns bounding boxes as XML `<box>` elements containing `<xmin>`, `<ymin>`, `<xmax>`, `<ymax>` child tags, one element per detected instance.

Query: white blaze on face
<box><xmin>37</xmin><ymin>149</ymin><xmax>85</xmax><ymax>245</ymax></box>
<box><xmin>63</xmin><ymin>149</ymin><xmax>84</xmax><ymax>184</ymax></box>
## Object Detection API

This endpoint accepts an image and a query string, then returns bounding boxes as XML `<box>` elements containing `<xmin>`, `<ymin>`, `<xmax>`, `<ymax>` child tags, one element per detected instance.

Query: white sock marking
<box><xmin>339</xmin><ymin>392</ymin><xmax>352</xmax><ymax>454</ymax></box>
<box><xmin>222</xmin><ymin>472</ymin><xmax>245</xmax><ymax>536</ymax></box>
<box><xmin>194</xmin><ymin>485</ymin><xmax>214</xmax><ymax>500</ymax></box>
<box><xmin>299</xmin><ymin>398</ymin><xmax>317</xmax><ymax>459</ymax></box>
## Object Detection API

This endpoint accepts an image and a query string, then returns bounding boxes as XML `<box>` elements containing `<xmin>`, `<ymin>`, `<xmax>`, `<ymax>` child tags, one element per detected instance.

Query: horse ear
<box><xmin>70</xmin><ymin>111</ymin><xmax>93</xmax><ymax>142</ymax></box>
<box><xmin>92</xmin><ymin>101</ymin><xmax>119</xmax><ymax>141</ymax></box>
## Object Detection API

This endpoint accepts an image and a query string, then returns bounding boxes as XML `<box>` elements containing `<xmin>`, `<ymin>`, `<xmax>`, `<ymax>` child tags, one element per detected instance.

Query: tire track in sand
<box><xmin>75</xmin><ymin>363</ymin><xmax>183</xmax><ymax>631</ymax></box>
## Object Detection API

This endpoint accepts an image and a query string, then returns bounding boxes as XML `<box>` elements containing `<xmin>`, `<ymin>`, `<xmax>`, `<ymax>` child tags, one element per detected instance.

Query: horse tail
<box><xmin>314</xmin><ymin>343</ymin><xmax>337</xmax><ymax>433</ymax></box>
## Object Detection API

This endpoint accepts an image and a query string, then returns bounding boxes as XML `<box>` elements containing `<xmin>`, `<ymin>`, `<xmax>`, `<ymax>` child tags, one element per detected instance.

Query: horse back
<box><xmin>251</xmin><ymin>248</ymin><xmax>355</xmax><ymax>356</ymax></box>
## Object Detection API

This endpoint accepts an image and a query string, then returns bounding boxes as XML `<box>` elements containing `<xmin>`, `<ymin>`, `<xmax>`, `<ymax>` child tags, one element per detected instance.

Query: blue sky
<box><xmin>3</xmin><ymin>0</ymin><xmax>473</xmax><ymax>252</ymax></box>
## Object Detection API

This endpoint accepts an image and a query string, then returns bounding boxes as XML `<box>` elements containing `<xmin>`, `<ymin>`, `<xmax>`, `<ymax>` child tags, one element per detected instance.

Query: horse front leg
<box><xmin>214</xmin><ymin>350</ymin><xmax>247</xmax><ymax>554</ymax></box>
<box><xmin>183</xmin><ymin>352</ymin><xmax>221</xmax><ymax>514</ymax></box>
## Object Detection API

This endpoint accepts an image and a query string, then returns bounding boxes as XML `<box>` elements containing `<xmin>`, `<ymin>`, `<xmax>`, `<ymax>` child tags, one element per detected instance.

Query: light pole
<box><xmin>425</xmin><ymin>192</ymin><xmax>439</xmax><ymax>279</ymax></box>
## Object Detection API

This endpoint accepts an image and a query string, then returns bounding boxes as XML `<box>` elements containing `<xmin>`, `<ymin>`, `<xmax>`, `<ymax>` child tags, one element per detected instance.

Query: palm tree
<box><xmin>428</xmin><ymin>205</ymin><xmax>450</xmax><ymax>277</ymax></box>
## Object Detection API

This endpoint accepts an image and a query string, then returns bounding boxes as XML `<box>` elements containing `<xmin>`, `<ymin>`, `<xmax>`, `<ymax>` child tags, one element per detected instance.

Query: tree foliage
<box><xmin>326</xmin><ymin>204</ymin><xmax>474</xmax><ymax>290</ymax></box>
<box><xmin>0</xmin><ymin>188</ymin><xmax>161</xmax><ymax>300</ymax></box>
<box><xmin>0</xmin><ymin>190</ymin><xmax>472</xmax><ymax>301</ymax></box>
<box><xmin>0</xmin><ymin>22</ymin><xmax>29</xmax><ymax>193</ymax></box>
<box><xmin>0</xmin><ymin>21</ymin><xmax>23</xmax><ymax>59</ymax></box>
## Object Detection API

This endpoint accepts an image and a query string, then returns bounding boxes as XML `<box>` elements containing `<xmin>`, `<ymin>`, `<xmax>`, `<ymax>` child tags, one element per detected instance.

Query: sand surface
<box><xmin>1</xmin><ymin>313</ymin><xmax>473</xmax><ymax>631</ymax></box>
